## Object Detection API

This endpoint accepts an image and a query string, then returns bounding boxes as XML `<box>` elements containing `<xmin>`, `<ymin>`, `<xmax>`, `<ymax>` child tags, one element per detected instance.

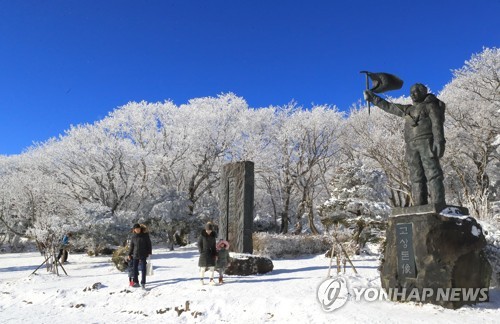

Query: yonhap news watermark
<box><xmin>316</xmin><ymin>276</ymin><xmax>489</xmax><ymax>312</ymax></box>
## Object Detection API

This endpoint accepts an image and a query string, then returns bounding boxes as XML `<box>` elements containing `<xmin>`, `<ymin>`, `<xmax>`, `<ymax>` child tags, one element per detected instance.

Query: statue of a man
<box><xmin>364</xmin><ymin>83</ymin><xmax>446</xmax><ymax>207</ymax></box>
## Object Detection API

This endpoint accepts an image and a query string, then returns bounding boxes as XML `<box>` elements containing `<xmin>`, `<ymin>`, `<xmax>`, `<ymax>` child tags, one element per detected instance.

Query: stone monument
<box><xmin>219</xmin><ymin>161</ymin><xmax>254</xmax><ymax>254</ymax></box>
<box><xmin>380</xmin><ymin>207</ymin><xmax>491</xmax><ymax>309</ymax></box>
<box><xmin>363</xmin><ymin>75</ymin><xmax>492</xmax><ymax>308</ymax></box>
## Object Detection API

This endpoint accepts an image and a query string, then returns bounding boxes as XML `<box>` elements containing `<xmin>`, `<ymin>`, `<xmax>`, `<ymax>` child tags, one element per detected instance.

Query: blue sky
<box><xmin>1</xmin><ymin>0</ymin><xmax>499</xmax><ymax>155</ymax></box>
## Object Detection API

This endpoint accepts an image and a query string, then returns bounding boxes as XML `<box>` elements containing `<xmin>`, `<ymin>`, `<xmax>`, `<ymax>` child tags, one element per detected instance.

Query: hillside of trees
<box><xmin>0</xmin><ymin>48</ymin><xmax>498</xmax><ymax>254</ymax></box>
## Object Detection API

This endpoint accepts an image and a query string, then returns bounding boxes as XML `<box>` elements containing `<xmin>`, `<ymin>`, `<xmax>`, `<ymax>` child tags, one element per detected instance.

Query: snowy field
<box><xmin>1</xmin><ymin>245</ymin><xmax>499</xmax><ymax>324</ymax></box>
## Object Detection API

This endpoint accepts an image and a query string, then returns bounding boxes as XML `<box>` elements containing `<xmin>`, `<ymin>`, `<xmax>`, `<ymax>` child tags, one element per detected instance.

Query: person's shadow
<box><xmin>146</xmin><ymin>277</ymin><xmax>201</xmax><ymax>289</ymax></box>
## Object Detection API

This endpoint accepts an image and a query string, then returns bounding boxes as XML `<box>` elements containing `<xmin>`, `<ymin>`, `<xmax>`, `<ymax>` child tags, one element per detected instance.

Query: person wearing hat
<box><xmin>128</xmin><ymin>223</ymin><xmax>152</xmax><ymax>289</ymax></box>
<box><xmin>215</xmin><ymin>240</ymin><xmax>230</xmax><ymax>284</ymax></box>
<box><xmin>198</xmin><ymin>222</ymin><xmax>217</xmax><ymax>285</ymax></box>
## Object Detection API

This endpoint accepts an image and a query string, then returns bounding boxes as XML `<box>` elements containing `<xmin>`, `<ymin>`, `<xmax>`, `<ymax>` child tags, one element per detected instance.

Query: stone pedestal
<box><xmin>225</xmin><ymin>253</ymin><xmax>274</xmax><ymax>276</ymax></box>
<box><xmin>380</xmin><ymin>206</ymin><xmax>492</xmax><ymax>309</ymax></box>
<box><xmin>219</xmin><ymin>161</ymin><xmax>254</xmax><ymax>254</ymax></box>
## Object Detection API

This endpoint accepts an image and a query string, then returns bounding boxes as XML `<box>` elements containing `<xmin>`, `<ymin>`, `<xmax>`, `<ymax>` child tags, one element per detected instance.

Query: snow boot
<box><xmin>219</xmin><ymin>277</ymin><xmax>223</xmax><ymax>284</ymax></box>
<box><xmin>209</xmin><ymin>279</ymin><xmax>216</xmax><ymax>286</ymax></box>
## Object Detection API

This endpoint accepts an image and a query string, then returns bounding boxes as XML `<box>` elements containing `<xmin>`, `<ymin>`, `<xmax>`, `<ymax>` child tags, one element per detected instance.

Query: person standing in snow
<box><xmin>198</xmin><ymin>222</ymin><xmax>217</xmax><ymax>285</ymax></box>
<box><xmin>56</xmin><ymin>233</ymin><xmax>72</xmax><ymax>263</ymax></box>
<box><xmin>128</xmin><ymin>223</ymin><xmax>152</xmax><ymax>289</ymax></box>
<box><xmin>125</xmin><ymin>227</ymin><xmax>135</xmax><ymax>286</ymax></box>
<box><xmin>215</xmin><ymin>240</ymin><xmax>230</xmax><ymax>284</ymax></box>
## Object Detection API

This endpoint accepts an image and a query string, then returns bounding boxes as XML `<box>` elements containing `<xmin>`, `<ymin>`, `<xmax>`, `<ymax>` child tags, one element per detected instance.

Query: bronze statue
<box><xmin>364</xmin><ymin>83</ymin><xmax>446</xmax><ymax>207</ymax></box>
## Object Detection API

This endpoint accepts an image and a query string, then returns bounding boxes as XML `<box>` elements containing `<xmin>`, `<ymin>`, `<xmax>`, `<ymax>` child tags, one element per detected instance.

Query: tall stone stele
<box><xmin>219</xmin><ymin>161</ymin><xmax>254</xmax><ymax>254</ymax></box>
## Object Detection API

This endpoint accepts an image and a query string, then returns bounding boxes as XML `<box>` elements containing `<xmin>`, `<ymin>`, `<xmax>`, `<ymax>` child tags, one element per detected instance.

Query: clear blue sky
<box><xmin>1</xmin><ymin>0</ymin><xmax>499</xmax><ymax>155</ymax></box>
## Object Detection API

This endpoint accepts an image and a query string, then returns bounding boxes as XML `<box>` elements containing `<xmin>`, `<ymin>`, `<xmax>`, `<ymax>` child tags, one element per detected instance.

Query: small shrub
<box><xmin>253</xmin><ymin>233</ymin><xmax>332</xmax><ymax>259</ymax></box>
<box><xmin>111</xmin><ymin>246</ymin><xmax>129</xmax><ymax>272</ymax></box>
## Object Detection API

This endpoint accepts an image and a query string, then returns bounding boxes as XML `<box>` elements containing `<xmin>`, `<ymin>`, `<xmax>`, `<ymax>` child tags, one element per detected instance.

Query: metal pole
<box><xmin>360</xmin><ymin>71</ymin><xmax>371</xmax><ymax>115</ymax></box>
<box><xmin>365</xmin><ymin>73</ymin><xmax>371</xmax><ymax>115</ymax></box>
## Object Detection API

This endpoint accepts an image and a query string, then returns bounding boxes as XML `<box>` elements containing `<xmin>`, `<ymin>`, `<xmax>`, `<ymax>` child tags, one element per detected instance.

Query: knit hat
<box><xmin>133</xmin><ymin>223</ymin><xmax>141</xmax><ymax>229</ymax></box>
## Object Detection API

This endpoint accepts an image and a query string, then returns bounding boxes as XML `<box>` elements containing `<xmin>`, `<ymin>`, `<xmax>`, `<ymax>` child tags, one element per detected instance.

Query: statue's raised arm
<box><xmin>364</xmin><ymin>90</ymin><xmax>410</xmax><ymax>118</ymax></box>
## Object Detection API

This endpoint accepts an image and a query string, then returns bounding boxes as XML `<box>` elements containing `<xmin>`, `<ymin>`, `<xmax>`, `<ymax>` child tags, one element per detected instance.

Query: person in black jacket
<box><xmin>128</xmin><ymin>223</ymin><xmax>152</xmax><ymax>289</ymax></box>
<box><xmin>198</xmin><ymin>222</ymin><xmax>217</xmax><ymax>285</ymax></box>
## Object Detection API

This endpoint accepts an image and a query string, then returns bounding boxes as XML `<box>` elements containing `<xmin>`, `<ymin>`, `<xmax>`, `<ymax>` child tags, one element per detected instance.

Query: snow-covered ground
<box><xmin>1</xmin><ymin>245</ymin><xmax>499</xmax><ymax>323</ymax></box>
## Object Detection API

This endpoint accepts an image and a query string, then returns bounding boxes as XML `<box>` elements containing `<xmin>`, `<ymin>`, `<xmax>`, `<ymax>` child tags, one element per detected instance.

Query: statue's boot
<box><xmin>412</xmin><ymin>182</ymin><xmax>428</xmax><ymax>205</ymax></box>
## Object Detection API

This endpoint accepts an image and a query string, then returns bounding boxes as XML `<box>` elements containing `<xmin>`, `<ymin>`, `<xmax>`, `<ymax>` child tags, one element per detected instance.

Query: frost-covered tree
<box><xmin>145</xmin><ymin>189</ymin><xmax>192</xmax><ymax>249</ymax></box>
<box><xmin>98</xmin><ymin>100</ymin><xmax>184</xmax><ymax>217</ymax></box>
<box><xmin>174</xmin><ymin>94</ymin><xmax>249</xmax><ymax>222</ymax></box>
<box><xmin>345</xmin><ymin>99</ymin><xmax>411</xmax><ymax>207</ymax></box>
<box><xmin>440</xmin><ymin>47</ymin><xmax>500</xmax><ymax>219</ymax></box>
<box><xmin>0</xmin><ymin>156</ymin><xmax>29</xmax><ymax>239</ymax></box>
<box><xmin>287</xmin><ymin>105</ymin><xmax>344</xmax><ymax>234</ymax></box>
<box><xmin>252</xmin><ymin>103</ymin><xmax>310</xmax><ymax>234</ymax></box>
<box><xmin>0</xmin><ymin>151</ymin><xmax>77</xmax><ymax>250</ymax></box>
<box><xmin>246</xmin><ymin>103</ymin><xmax>345</xmax><ymax>234</ymax></box>
<box><xmin>73</xmin><ymin>202</ymin><xmax>135</xmax><ymax>255</ymax></box>
<box><xmin>319</xmin><ymin>161</ymin><xmax>390</xmax><ymax>253</ymax></box>
<box><xmin>37</xmin><ymin>123</ymin><xmax>144</xmax><ymax>216</ymax></box>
